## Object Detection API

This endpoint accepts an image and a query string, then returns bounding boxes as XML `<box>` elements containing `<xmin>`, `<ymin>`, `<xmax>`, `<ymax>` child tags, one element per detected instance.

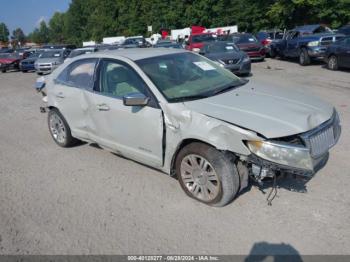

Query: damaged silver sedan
<box><xmin>36</xmin><ymin>48</ymin><xmax>341</xmax><ymax>206</ymax></box>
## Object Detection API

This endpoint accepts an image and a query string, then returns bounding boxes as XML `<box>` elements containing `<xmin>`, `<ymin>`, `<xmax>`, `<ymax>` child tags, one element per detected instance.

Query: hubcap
<box><xmin>180</xmin><ymin>154</ymin><xmax>220</xmax><ymax>202</ymax></box>
<box><xmin>49</xmin><ymin>113</ymin><xmax>66</xmax><ymax>144</ymax></box>
<box><xmin>329</xmin><ymin>57</ymin><xmax>337</xmax><ymax>69</ymax></box>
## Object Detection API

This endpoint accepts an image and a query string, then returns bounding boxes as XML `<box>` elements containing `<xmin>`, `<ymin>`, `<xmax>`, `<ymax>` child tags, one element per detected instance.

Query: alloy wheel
<box><xmin>180</xmin><ymin>154</ymin><xmax>220</xmax><ymax>202</ymax></box>
<box><xmin>49</xmin><ymin>113</ymin><xmax>67</xmax><ymax>144</ymax></box>
<box><xmin>328</xmin><ymin>56</ymin><xmax>338</xmax><ymax>70</ymax></box>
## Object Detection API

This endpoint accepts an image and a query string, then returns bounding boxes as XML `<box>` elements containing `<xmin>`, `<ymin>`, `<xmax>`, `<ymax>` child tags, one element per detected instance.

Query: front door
<box><xmin>85</xmin><ymin>59</ymin><xmax>164</xmax><ymax>167</ymax></box>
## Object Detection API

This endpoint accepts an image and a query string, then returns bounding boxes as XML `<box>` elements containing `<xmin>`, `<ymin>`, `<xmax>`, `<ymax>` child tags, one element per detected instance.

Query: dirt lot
<box><xmin>0</xmin><ymin>58</ymin><xmax>349</xmax><ymax>255</ymax></box>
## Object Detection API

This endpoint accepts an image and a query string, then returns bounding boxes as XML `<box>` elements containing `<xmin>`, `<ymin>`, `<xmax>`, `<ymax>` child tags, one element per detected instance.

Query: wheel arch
<box><xmin>170</xmin><ymin>138</ymin><xmax>237</xmax><ymax>176</ymax></box>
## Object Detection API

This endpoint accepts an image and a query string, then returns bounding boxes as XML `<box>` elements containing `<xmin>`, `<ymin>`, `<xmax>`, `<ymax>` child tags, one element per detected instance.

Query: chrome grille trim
<box><xmin>301</xmin><ymin>110</ymin><xmax>341</xmax><ymax>158</ymax></box>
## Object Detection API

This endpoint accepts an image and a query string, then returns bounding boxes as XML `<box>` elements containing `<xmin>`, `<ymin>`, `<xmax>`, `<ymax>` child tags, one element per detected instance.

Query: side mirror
<box><xmin>123</xmin><ymin>93</ymin><xmax>149</xmax><ymax>106</ymax></box>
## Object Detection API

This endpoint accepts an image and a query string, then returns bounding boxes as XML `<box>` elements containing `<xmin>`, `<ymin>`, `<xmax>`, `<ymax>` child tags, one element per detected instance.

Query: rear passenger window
<box><xmin>56</xmin><ymin>58</ymin><xmax>97</xmax><ymax>89</ymax></box>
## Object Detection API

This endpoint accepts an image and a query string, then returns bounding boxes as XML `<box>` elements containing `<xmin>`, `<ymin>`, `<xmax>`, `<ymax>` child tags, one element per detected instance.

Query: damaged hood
<box><xmin>183</xmin><ymin>82</ymin><xmax>334</xmax><ymax>138</ymax></box>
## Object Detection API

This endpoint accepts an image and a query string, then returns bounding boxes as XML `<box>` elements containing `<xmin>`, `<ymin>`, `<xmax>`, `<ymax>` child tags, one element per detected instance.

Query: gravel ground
<box><xmin>0</xmin><ymin>58</ymin><xmax>349</xmax><ymax>255</ymax></box>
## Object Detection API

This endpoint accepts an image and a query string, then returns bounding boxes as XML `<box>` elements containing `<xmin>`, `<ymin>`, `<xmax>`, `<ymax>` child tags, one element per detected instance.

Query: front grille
<box><xmin>223</xmin><ymin>58</ymin><xmax>240</xmax><ymax>65</ymax></box>
<box><xmin>309</xmin><ymin>126</ymin><xmax>335</xmax><ymax>157</ymax></box>
<box><xmin>301</xmin><ymin>111</ymin><xmax>341</xmax><ymax>158</ymax></box>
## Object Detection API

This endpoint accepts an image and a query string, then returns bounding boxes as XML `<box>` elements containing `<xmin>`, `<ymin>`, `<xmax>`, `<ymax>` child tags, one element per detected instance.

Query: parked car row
<box><xmin>266</xmin><ymin>24</ymin><xmax>350</xmax><ymax>70</ymax></box>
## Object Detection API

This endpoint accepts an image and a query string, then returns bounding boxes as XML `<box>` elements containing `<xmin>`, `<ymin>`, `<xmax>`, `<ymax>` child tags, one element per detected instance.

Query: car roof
<box><xmin>294</xmin><ymin>24</ymin><xmax>329</xmax><ymax>33</ymax></box>
<box><xmin>90</xmin><ymin>48</ymin><xmax>187</xmax><ymax>61</ymax></box>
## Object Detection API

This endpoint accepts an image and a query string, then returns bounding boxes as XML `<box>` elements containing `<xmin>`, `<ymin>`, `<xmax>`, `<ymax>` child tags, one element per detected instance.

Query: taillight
<box><xmin>261</xmin><ymin>39</ymin><xmax>272</xmax><ymax>46</ymax></box>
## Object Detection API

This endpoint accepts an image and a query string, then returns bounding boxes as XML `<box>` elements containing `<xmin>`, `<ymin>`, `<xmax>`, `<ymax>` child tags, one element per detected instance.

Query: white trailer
<box><xmin>102</xmin><ymin>36</ymin><xmax>126</xmax><ymax>45</ymax></box>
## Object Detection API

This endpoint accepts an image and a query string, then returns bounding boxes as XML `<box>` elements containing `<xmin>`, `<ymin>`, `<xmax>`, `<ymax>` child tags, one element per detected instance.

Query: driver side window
<box><xmin>97</xmin><ymin>60</ymin><xmax>146</xmax><ymax>98</ymax></box>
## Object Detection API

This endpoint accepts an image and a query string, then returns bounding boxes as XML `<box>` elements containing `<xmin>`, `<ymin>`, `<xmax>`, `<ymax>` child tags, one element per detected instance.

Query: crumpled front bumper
<box><xmin>247</xmin><ymin>111</ymin><xmax>341</xmax><ymax>178</ymax></box>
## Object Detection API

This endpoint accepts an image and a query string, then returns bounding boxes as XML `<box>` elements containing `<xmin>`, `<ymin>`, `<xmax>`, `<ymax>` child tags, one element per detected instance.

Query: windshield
<box><xmin>40</xmin><ymin>51</ymin><xmax>62</xmax><ymax>58</ymax></box>
<box><xmin>204</xmin><ymin>42</ymin><xmax>239</xmax><ymax>53</ymax></box>
<box><xmin>0</xmin><ymin>53</ymin><xmax>20</xmax><ymax>59</ymax></box>
<box><xmin>28</xmin><ymin>52</ymin><xmax>42</xmax><ymax>58</ymax></box>
<box><xmin>136</xmin><ymin>52</ymin><xmax>244</xmax><ymax>102</ymax></box>
<box><xmin>192</xmin><ymin>34</ymin><xmax>216</xmax><ymax>43</ymax></box>
<box><xmin>230</xmin><ymin>34</ymin><xmax>258</xmax><ymax>44</ymax></box>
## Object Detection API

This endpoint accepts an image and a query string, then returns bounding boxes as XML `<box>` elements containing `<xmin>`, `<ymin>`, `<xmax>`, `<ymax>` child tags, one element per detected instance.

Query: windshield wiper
<box><xmin>169</xmin><ymin>94</ymin><xmax>210</xmax><ymax>103</ymax></box>
<box><xmin>211</xmin><ymin>79</ymin><xmax>249</xmax><ymax>96</ymax></box>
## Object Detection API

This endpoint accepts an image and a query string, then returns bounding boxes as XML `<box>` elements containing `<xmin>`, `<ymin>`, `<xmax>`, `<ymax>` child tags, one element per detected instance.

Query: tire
<box><xmin>22</xmin><ymin>70</ymin><xmax>28</xmax><ymax>73</ymax></box>
<box><xmin>48</xmin><ymin>108</ymin><xmax>77</xmax><ymax>147</ymax></box>
<box><xmin>37</xmin><ymin>72</ymin><xmax>43</xmax><ymax>75</ymax></box>
<box><xmin>269</xmin><ymin>48</ymin><xmax>277</xmax><ymax>58</ymax></box>
<box><xmin>327</xmin><ymin>55</ymin><xmax>338</xmax><ymax>71</ymax></box>
<box><xmin>299</xmin><ymin>48</ymin><xmax>310</xmax><ymax>66</ymax></box>
<box><xmin>1</xmin><ymin>69</ymin><xmax>6</xmax><ymax>73</ymax></box>
<box><xmin>175</xmin><ymin>142</ymin><xmax>240</xmax><ymax>207</ymax></box>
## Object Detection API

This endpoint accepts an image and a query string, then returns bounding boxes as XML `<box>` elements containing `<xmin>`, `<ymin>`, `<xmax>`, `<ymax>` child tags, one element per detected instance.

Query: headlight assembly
<box><xmin>242</xmin><ymin>56</ymin><xmax>250</xmax><ymax>63</ymax></box>
<box><xmin>246</xmin><ymin>140</ymin><xmax>313</xmax><ymax>171</ymax></box>
<box><xmin>307</xmin><ymin>41</ymin><xmax>319</xmax><ymax>47</ymax></box>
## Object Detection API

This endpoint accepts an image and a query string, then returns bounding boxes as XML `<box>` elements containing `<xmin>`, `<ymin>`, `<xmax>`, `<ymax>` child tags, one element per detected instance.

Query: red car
<box><xmin>0</xmin><ymin>53</ymin><xmax>22</xmax><ymax>73</ymax></box>
<box><xmin>185</xmin><ymin>33</ymin><xmax>216</xmax><ymax>52</ymax></box>
<box><xmin>228</xmin><ymin>33</ymin><xmax>265</xmax><ymax>61</ymax></box>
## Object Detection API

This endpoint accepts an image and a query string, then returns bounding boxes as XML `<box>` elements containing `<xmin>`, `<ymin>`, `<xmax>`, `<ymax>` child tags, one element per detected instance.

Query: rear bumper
<box><xmin>246</xmin><ymin>51</ymin><xmax>265</xmax><ymax>60</ymax></box>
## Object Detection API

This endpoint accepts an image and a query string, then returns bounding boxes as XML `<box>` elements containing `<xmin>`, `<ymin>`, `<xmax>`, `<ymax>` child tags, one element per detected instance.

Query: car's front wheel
<box><xmin>327</xmin><ymin>55</ymin><xmax>338</xmax><ymax>70</ymax></box>
<box><xmin>175</xmin><ymin>142</ymin><xmax>240</xmax><ymax>207</ymax></box>
<box><xmin>299</xmin><ymin>48</ymin><xmax>310</xmax><ymax>66</ymax></box>
<box><xmin>48</xmin><ymin>108</ymin><xmax>77</xmax><ymax>147</ymax></box>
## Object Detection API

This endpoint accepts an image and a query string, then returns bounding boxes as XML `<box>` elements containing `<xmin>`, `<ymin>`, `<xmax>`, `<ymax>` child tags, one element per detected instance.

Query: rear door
<box><xmin>286</xmin><ymin>31</ymin><xmax>300</xmax><ymax>57</ymax></box>
<box><xmin>84</xmin><ymin>58</ymin><xmax>164</xmax><ymax>167</ymax></box>
<box><xmin>53</xmin><ymin>58</ymin><xmax>98</xmax><ymax>139</ymax></box>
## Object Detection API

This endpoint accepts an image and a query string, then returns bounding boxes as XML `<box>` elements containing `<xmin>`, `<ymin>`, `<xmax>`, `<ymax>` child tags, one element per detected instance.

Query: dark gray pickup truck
<box><xmin>270</xmin><ymin>24</ymin><xmax>345</xmax><ymax>65</ymax></box>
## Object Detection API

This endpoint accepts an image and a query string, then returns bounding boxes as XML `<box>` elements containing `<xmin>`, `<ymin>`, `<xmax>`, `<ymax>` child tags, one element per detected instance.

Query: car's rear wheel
<box><xmin>48</xmin><ymin>108</ymin><xmax>77</xmax><ymax>147</ymax></box>
<box><xmin>327</xmin><ymin>55</ymin><xmax>338</xmax><ymax>71</ymax></box>
<box><xmin>1</xmin><ymin>69</ymin><xmax>6</xmax><ymax>73</ymax></box>
<box><xmin>175</xmin><ymin>142</ymin><xmax>240</xmax><ymax>207</ymax></box>
<box><xmin>299</xmin><ymin>48</ymin><xmax>310</xmax><ymax>66</ymax></box>
<box><xmin>269</xmin><ymin>48</ymin><xmax>277</xmax><ymax>58</ymax></box>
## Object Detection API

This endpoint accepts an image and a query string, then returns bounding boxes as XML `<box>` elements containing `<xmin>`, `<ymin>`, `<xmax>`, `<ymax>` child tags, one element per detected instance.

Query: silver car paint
<box><xmin>45</xmin><ymin>49</ymin><xmax>334</xmax><ymax>174</ymax></box>
<box><xmin>184</xmin><ymin>82</ymin><xmax>333</xmax><ymax>138</ymax></box>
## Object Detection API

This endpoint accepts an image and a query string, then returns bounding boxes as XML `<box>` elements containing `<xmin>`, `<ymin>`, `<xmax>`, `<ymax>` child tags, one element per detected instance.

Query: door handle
<box><xmin>97</xmin><ymin>103</ymin><xmax>110</xmax><ymax>111</ymax></box>
<box><xmin>55</xmin><ymin>92</ymin><xmax>65</xmax><ymax>98</ymax></box>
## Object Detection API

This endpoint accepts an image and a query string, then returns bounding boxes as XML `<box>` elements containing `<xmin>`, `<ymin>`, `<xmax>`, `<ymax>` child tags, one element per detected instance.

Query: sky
<box><xmin>0</xmin><ymin>0</ymin><xmax>71</xmax><ymax>35</ymax></box>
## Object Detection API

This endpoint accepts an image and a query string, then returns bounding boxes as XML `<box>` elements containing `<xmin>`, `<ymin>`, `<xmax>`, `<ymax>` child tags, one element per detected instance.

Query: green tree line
<box><xmin>1</xmin><ymin>0</ymin><xmax>350</xmax><ymax>46</ymax></box>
